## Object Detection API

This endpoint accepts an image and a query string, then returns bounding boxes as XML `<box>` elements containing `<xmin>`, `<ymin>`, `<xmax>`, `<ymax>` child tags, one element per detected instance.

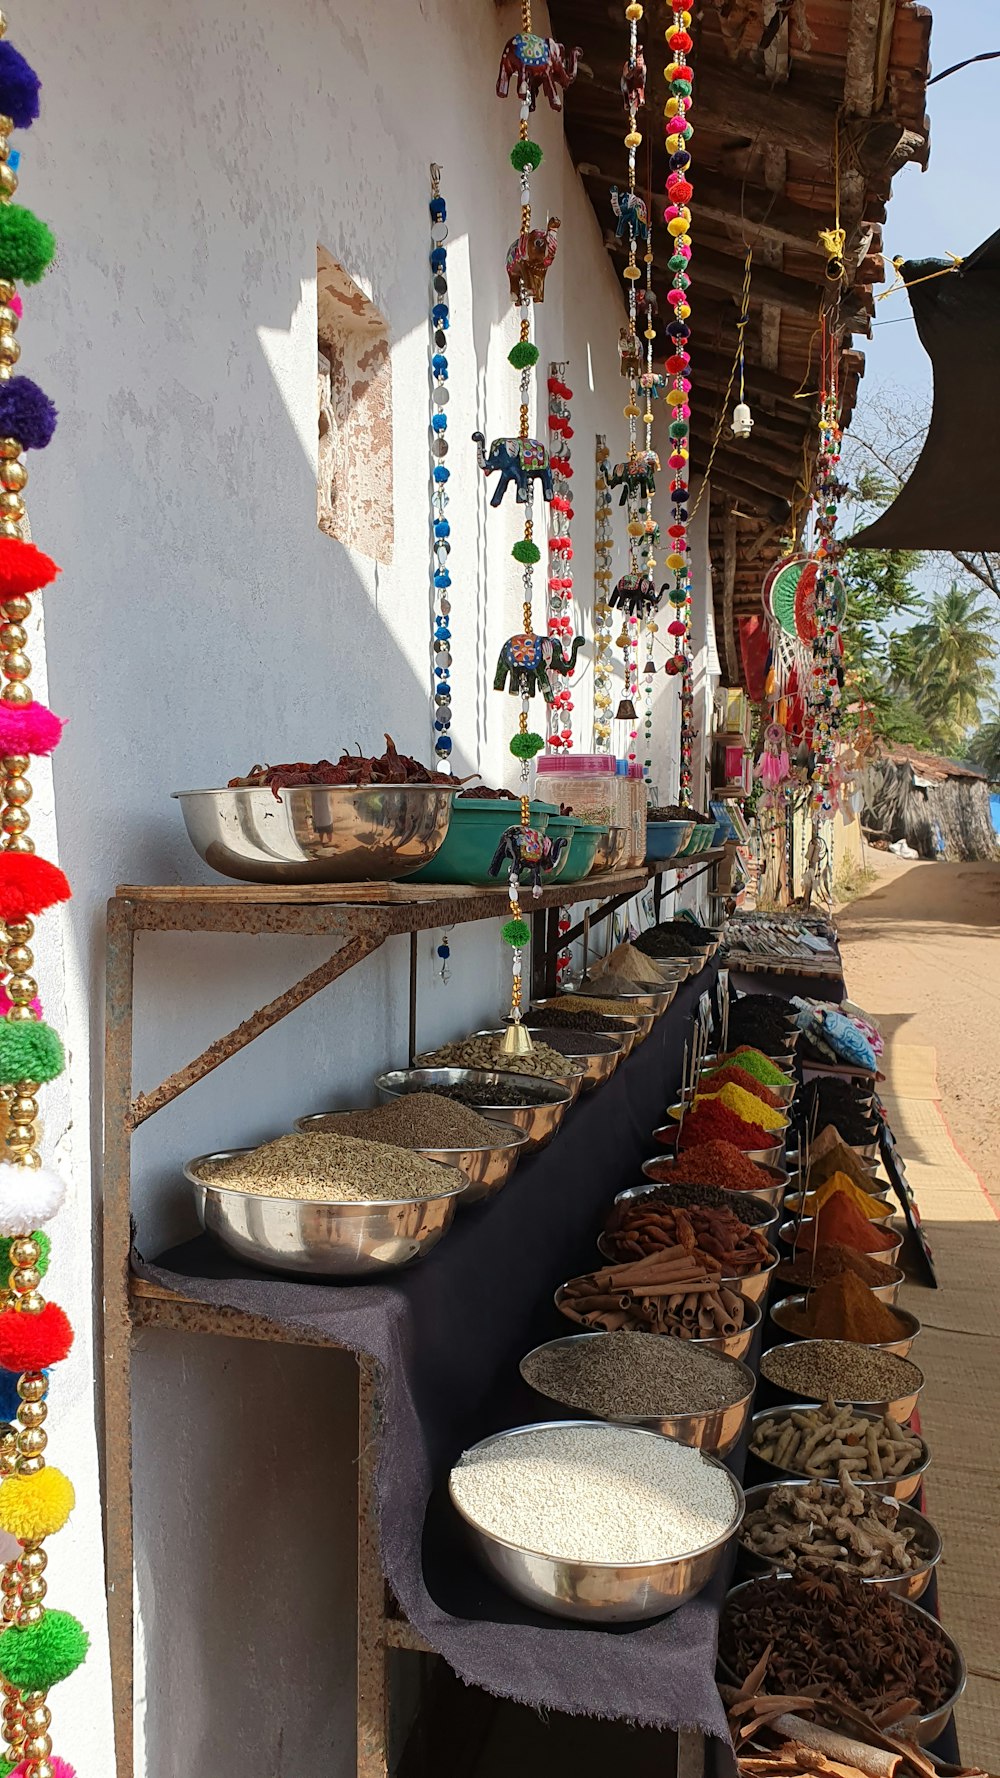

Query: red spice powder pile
<box><xmin>678</xmin><ymin>1101</ymin><xmax>772</xmax><ymax>1151</ymax></box>
<box><xmin>645</xmin><ymin>1140</ymin><xmax>773</xmax><ymax>1193</ymax></box>
<box><xmin>793</xmin><ymin>1193</ymin><xmax>897</xmax><ymax>1254</ymax></box>
<box><xmin>700</xmin><ymin>1064</ymin><xmax>783</xmax><ymax>1109</ymax></box>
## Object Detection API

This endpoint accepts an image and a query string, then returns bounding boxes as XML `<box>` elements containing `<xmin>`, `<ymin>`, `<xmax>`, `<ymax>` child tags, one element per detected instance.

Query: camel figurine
<box><xmin>621</xmin><ymin>46</ymin><xmax>646</xmax><ymax>110</ymax></box>
<box><xmin>496</xmin><ymin>33</ymin><xmax>583</xmax><ymax>112</ymax></box>
<box><xmin>506</xmin><ymin>217</ymin><xmax>561</xmax><ymax>304</ymax></box>
<box><xmin>488</xmin><ymin>824</ymin><xmax>568</xmax><ymax>894</ymax></box>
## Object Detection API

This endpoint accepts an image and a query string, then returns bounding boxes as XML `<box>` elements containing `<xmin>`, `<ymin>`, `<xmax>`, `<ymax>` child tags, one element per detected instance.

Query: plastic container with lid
<box><xmin>533</xmin><ymin>754</ymin><xmax>617</xmax><ymax>831</ymax></box>
<box><xmin>628</xmin><ymin>761</ymin><xmax>648</xmax><ymax>867</ymax></box>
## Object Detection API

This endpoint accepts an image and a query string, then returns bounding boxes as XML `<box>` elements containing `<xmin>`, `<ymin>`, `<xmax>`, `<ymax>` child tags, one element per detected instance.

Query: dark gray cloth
<box><xmin>137</xmin><ymin>965</ymin><xmax>746</xmax><ymax>1740</ymax></box>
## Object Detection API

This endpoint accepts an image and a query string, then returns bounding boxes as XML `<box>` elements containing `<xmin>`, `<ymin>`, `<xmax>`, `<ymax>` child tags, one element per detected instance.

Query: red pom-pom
<box><xmin>669</xmin><ymin>179</ymin><xmax>693</xmax><ymax>203</ymax></box>
<box><xmin>0</xmin><ymin>854</ymin><xmax>71</xmax><ymax>923</ymax></box>
<box><xmin>0</xmin><ymin>1302</ymin><xmax>74</xmax><ymax>1372</ymax></box>
<box><xmin>0</xmin><ymin>539</ymin><xmax>60</xmax><ymax>599</ymax></box>
<box><xmin>669</xmin><ymin>28</ymin><xmax>693</xmax><ymax>51</ymax></box>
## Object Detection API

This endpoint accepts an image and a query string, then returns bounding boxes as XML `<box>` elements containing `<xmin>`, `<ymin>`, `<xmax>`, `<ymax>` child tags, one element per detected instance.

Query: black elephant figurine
<box><xmin>488</xmin><ymin>824</ymin><xmax>568</xmax><ymax>894</ymax></box>
<box><xmin>601</xmin><ymin>449</ymin><xmax>660</xmax><ymax>505</ymax></box>
<box><xmin>610</xmin><ymin>573</ymin><xmax>662</xmax><ymax>617</ymax></box>
<box><xmin>473</xmin><ymin>432</ymin><xmax>554</xmax><ymax>507</ymax></box>
<box><xmin>494</xmin><ymin>632</ymin><xmax>585</xmax><ymax>702</ymax></box>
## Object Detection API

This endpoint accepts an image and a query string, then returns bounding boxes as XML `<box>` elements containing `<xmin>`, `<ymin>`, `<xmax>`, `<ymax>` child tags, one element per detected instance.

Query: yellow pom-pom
<box><xmin>625</xmin><ymin>129</ymin><xmax>642</xmax><ymax>148</ymax></box>
<box><xmin>667</xmin><ymin>388</ymin><xmax>686</xmax><ymax>407</ymax></box>
<box><xmin>666</xmin><ymin>62</ymin><xmax>682</xmax><ymax>80</ymax></box>
<box><xmin>676</xmin><ymin>302</ymin><xmax>691</xmax><ymax>319</ymax></box>
<box><xmin>623</xmin><ymin>263</ymin><xmax>641</xmax><ymax>280</ymax></box>
<box><xmin>0</xmin><ymin>1467</ymin><xmax>75</xmax><ymax>1540</ymax></box>
<box><xmin>643</xmin><ymin>411</ymin><xmax>654</xmax><ymax>424</ymax></box>
<box><xmin>681</xmin><ymin>10</ymin><xmax>692</xmax><ymax>25</ymax></box>
<box><xmin>667</xmin><ymin>552</ymin><xmax>685</xmax><ymax>572</ymax></box>
<box><xmin>626</xmin><ymin>2</ymin><xmax>643</xmax><ymax>17</ymax></box>
<box><xmin>627</xmin><ymin>521</ymin><xmax>645</xmax><ymax>538</ymax></box>
<box><xmin>624</xmin><ymin>402</ymin><xmax>641</xmax><ymax>418</ymax></box>
<box><xmin>666</xmin><ymin>132</ymin><xmax>682</xmax><ymax>151</ymax></box>
<box><xmin>665</xmin><ymin>96</ymin><xmax>680</xmax><ymax>116</ymax></box>
<box><xmin>667</xmin><ymin>217</ymin><xmax>687</xmax><ymax>237</ymax></box>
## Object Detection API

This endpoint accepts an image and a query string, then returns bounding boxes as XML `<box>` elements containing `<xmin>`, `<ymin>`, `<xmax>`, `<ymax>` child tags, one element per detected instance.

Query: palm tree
<box><xmin>968</xmin><ymin>703</ymin><xmax>1000</xmax><ymax>782</ymax></box>
<box><xmin>900</xmin><ymin>584</ymin><xmax>997</xmax><ymax>752</ymax></box>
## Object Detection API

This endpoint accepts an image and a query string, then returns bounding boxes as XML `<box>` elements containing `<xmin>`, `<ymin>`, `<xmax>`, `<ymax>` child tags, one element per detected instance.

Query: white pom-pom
<box><xmin>0</xmin><ymin>1162</ymin><xmax>67</xmax><ymax>1234</ymax></box>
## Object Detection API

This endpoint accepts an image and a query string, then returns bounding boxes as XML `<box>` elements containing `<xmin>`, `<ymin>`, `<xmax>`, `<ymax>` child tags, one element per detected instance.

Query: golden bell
<box><xmin>499</xmin><ymin>1020</ymin><xmax>534</xmax><ymax>1057</ymax></box>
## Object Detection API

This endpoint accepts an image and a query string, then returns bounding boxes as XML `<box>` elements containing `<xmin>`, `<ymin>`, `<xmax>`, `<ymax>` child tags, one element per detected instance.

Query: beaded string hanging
<box><xmin>638</xmin><ymin>144</ymin><xmax>662</xmax><ymax>781</ymax></box>
<box><xmin>0</xmin><ymin>23</ymin><xmax>88</xmax><ymax>1778</ymax></box>
<box><xmin>545</xmin><ymin>362</ymin><xmax>574</xmax><ymax>755</ymax></box>
<box><xmin>661</xmin><ymin>2</ymin><xmax>695</xmax><ymax>800</ymax></box>
<box><xmin>488</xmin><ymin>3</ymin><xmax>580</xmax><ymax>1044</ymax></box>
<box><xmin>610</xmin><ymin>0</ymin><xmax>648</xmax><ymax>743</ymax></box>
<box><xmin>428</xmin><ymin>165</ymin><xmax>454</xmax><ymax>771</ymax></box>
<box><xmin>593</xmin><ymin>435</ymin><xmax>614</xmax><ymax>751</ymax></box>
<box><xmin>808</xmin><ymin>323</ymin><xmax>847</xmax><ymax>818</ymax></box>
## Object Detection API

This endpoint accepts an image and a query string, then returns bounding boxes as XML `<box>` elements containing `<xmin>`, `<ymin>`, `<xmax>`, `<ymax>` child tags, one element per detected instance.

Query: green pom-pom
<box><xmin>508</xmin><ymin>340</ymin><xmax>540</xmax><ymax>370</ymax></box>
<box><xmin>512</xmin><ymin>538</ymin><xmax>541</xmax><ymax>565</ymax></box>
<box><xmin>0</xmin><ymin>1229</ymin><xmax>49</xmax><ymax>1278</ymax></box>
<box><xmin>0</xmin><ymin>1610</ymin><xmax>90</xmax><ymax>1691</ymax></box>
<box><xmin>0</xmin><ymin>1019</ymin><xmax>64</xmax><ymax>1086</ymax></box>
<box><xmin>510</xmin><ymin>139</ymin><xmax>543</xmax><ymax>172</ymax></box>
<box><xmin>0</xmin><ymin>1757</ymin><xmax>18</xmax><ymax>1777</ymax></box>
<box><xmin>510</xmin><ymin>731</ymin><xmax>545</xmax><ymax>760</ymax></box>
<box><xmin>0</xmin><ymin>205</ymin><xmax>56</xmax><ymax>285</ymax></box>
<box><xmin>501</xmin><ymin>918</ymin><xmax>531</xmax><ymax>948</ymax></box>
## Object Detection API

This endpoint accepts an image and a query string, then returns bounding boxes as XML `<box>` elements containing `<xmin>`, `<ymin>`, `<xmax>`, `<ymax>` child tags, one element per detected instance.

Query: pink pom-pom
<box><xmin>0</xmin><ymin>698</ymin><xmax>65</xmax><ymax>757</ymax></box>
<box><xmin>13</xmin><ymin>1762</ymin><xmax>76</xmax><ymax>1778</ymax></box>
<box><xmin>8</xmin><ymin>295</ymin><xmax>21</xmax><ymax>320</ymax></box>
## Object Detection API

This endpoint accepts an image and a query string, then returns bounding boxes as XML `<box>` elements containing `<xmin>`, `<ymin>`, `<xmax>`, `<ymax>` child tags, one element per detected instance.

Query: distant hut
<box><xmin>860</xmin><ymin>745</ymin><xmax>997</xmax><ymax>861</ymax></box>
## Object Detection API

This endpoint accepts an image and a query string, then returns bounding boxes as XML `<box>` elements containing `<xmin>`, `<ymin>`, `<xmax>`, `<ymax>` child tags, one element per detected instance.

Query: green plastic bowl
<box><xmin>405</xmin><ymin>798</ymin><xmax>556</xmax><ymax>886</ymax></box>
<box><xmin>562</xmin><ymin>821</ymin><xmax>605</xmax><ymax>882</ymax></box>
<box><xmin>541</xmin><ymin>813</ymin><xmax>578</xmax><ymax>883</ymax></box>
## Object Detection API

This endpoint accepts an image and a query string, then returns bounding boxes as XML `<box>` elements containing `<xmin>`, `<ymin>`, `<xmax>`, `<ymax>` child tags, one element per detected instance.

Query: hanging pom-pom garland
<box><xmin>808</xmin><ymin>323</ymin><xmax>847</xmax><ymax>818</ymax></box>
<box><xmin>0</xmin><ymin>25</ymin><xmax>86</xmax><ymax>1776</ymax></box>
<box><xmin>545</xmin><ymin>363</ymin><xmax>575</xmax><ymax>755</ymax></box>
<box><xmin>427</xmin><ymin>164</ymin><xmax>454</xmax><ymax>771</ymax></box>
<box><xmin>661</xmin><ymin>4</ymin><xmax>695</xmax><ymax>802</ymax></box>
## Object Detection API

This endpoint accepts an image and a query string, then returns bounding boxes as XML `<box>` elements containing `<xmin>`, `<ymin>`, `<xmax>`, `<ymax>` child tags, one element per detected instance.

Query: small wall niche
<box><xmin>316</xmin><ymin>246</ymin><xmax>393</xmax><ymax>563</ymax></box>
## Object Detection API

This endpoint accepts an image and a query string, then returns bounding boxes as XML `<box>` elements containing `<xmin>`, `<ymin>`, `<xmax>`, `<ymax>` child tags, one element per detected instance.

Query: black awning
<box><xmin>850</xmin><ymin>228</ymin><xmax>1000</xmax><ymax>550</ymax></box>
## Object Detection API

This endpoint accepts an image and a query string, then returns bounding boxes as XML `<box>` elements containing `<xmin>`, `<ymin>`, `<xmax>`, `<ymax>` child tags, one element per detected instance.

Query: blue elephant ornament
<box><xmin>602</xmin><ymin>449</ymin><xmax>660</xmax><ymax>505</ymax></box>
<box><xmin>488</xmin><ymin>823</ymin><xmax>568</xmax><ymax>894</ymax></box>
<box><xmin>610</xmin><ymin>573</ymin><xmax>662</xmax><ymax>617</ymax></box>
<box><xmin>473</xmin><ymin>432</ymin><xmax>554</xmax><ymax>507</ymax></box>
<box><xmin>494</xmin><ymin>631</ymin><xmax>585</xmax><ymax>703</ymax></box>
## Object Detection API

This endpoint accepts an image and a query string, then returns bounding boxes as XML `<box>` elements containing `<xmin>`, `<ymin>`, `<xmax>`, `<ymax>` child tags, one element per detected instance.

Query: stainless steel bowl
<box><xmin>769</xmin><ymin>1294</ymin><xmax>921</xmax><ymax>1359</ymax></box>
<box><xmin>591</xmin><ymin>826</ymin><xmax>628</xmax><ymax>874</ymax></box>
<box><xmin>698</xmin><ymin>1069</ymin><xmax>797</xmax><ymax>1107</ymax></box>
<box><xmin>596</xmin><ymin>1233</ymin><xmax>779</xmax><ymax>1307</ymax></box>
<box><xmin>173</xmin><ymin>782</ymin><xmax>458</xmax><ymax>885</ymax></box>
<box><xmin>518</xmin><ymin>1332</ymin><xmax>756</xmax><ymax>1459</ymax></box>
<box><xmin>748</xmin><ymin>1402</ymin><xmax>930</xmax><ymax>1503</ymax></box>
<box><xmin>664</xmin><ymin>1099</ymin><xmax>791</xmax><ymax>1136</ymax></box>
<box><xmin>555</xmin><ymin>990</ymin><xmax>656</xmax><ymax>1043</ymax></box>
<box><xmin>738</xmin><ymin>1478</ymin><xmax>942</xmax><ymax>1601</ymax></box>
<box><xmin>760</xmin><ymin>1338</ymin><xmax>924</xmax><ymax>1423</ymax></box>
<box><xmin>616</xmin><ymin>1179</ymin><xmax>780</xmax><ymax>1236</ymax></box>
<box><xmin>575</xmin><ymin>980</ymin><xmax>676</xmax><ymax>1018</ymax></box>
<box><xmin>719</xmin><ymin>1576</ymin><xmax>964</xmax><ymax>1743</ymax></box>
<box><xmin>783</xmin><ymin>1189</ymin><xmax>893</xmax><ymax>1219</ymax></box>
<box><xmin>374</xmin><ymin>1067</ymin><xmax>573</xmax><ymax>1153</ymax></box>
<box><xmin>450</xmin><ymin>1420</ymin><xmax>745</xmax><ymax>1623</ymax></box>
<box><xmin>554</xmin><ymin>1283</ymin><xmax>761</xmax><ymax>1363</ymax></box>
<box><xmin>433</xmin><ymin>1040</ymin><xmax>584</xmax><ymax>1104</ymax></box>
<box><xmin>488</xmin><ymin>1026</ymin><xmax>623</xmax><ymax>1093</ymax></box>
<box><xmin>773</xmin><ymin>1261</ymin><xmax>904</xmax><ymax>1305</ymax></box>
<box><xmin>293</xmin><ymin>1112</ymin><xmax>529</xmax><ymax>1207</ymax></box>
<box><xmin>184</xmin><ymin>1148</ymin><xmax>463</xmax><ymax>1277</ymax></box>
<box><xmin>653</xmin><ymin>1126</ymin><xmax>786</xmax><ymax>1170</ymax></box>
<box><xmin>778</xmin><ymin>1216</ymin><xmax>904</xmax><ymax>1268</ymax></box>
<box><xmin>635</xmin><ymin>1164</ymin><xmax>785</xmax><ymax>1219</ymax></box>
<box><xmin>702</xmin><ymin>1054</ymin><xmax>795</xmax><ymax>1086</ymax></box>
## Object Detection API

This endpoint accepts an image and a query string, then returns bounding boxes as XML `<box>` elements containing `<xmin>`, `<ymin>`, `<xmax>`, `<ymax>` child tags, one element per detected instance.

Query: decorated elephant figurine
<box><xmin>493</xmin><ymin>632</ymin><xmax>585</xmax><ymax>702</ymax></box>
<box><xmin>610</xmin><ymin>573</ymin><xmax>662</xmax><ymax>617</ymax></box>
<box><xmin>506</xmin><ymin>217</ymin><xmax>561</xmax><ymax>304</ymax></box>
<box><xmin>473</xmin><ymin>432</ymin><xmax>554</xmax><ymax>507</ymax></box>
<box><xmin>618</xmin><ymin>327</ymin><xmax>642</xmax><ymax>380</ymax></box>
<box><xmin>602</xmin><ymin>448</ymin><xmax>660</xmax><ymax>504</ymax></box>
<box><xmin>488</xmin><ymin>824</ymin><xmax>568</xmax><ymax>893</ymax></box>
<box><xmin>496</xmin><ymin>33</ymin><xmax>583</xmax><ymax>111</ymax></box>
<box><xmin>610</xmin><ymin>187</ymin><xmax>649</xmax><ymax>242</ymax></box>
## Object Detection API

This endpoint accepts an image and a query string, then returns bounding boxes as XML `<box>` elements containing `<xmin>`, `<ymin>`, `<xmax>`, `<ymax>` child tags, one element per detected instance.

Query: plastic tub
<box><xmin>541</xmin><ymin>813</ymin><xmax>577</xmax><ymax>883</ymax></box>
<box><xmin>562</xmin><ymin>821</ymin><xmax>604</xmax><ymax>882</ymax></box>
<box><xmin>646</xmin><ymin>820</ymin><xmax>695</xmax><ymax>862</ymax></box>
<box><xmin>405</xmin><ymin>798</ymin><xmax>555</xmax><ymax>886</ymax></box>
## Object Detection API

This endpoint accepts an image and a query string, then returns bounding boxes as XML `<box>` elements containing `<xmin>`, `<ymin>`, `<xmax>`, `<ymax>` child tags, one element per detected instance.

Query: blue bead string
<box><xmin>429</xmin><ymin>165</ymin><xmax>453</xmax><ymax>766</ymax></box>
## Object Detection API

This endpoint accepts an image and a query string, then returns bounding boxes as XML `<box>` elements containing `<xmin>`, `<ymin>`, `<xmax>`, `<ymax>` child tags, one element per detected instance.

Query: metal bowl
<box><xmin>554</xmin><ymin>1282</ymin><xmax>761</xmax><ymax>1363</ymax></box>
<box><xmin>774</xmin><ymin>1260</ymin><xmax>904</xmax><ymax>1305</ymax></box>
<box><xmin>702</xmin><ymin>1054</ymin><xmax>795</xmax><ymax>1086</ymax></box>
<box><xmin>778</xmin><ymin>1217</ymin><xmax>904</xmax><ymax>1268</ymax></box>
<box><xmin>760</xmin><ymin>1338</ymin><xmax>924</xmax><ymax>1423</ymax></box>
<box><xmin>783</xmin><ymin>1189</ymin><xmax>893</xmax><ymax>1220</ymax></box>
<box><xmin>518</xmin><ymin>1332</ymin><xmax>756</xmax><ymax>1459</ymax></box>
<box><xmin>506</xmin><ymin>1026</ymin><xmax>623</xmax><ymax>1093</ymax></box>
<box><xmin>184</xmin><ymin>1148</ymin><xmax>463</xmax><ymax>1277</ymax></box>
<box><xmin>173</xmin><ymin>782</ymin><xmax>458</xmax><ymax>885</ymax></box>
<box><xmin>769</xmin><ymin>1294</ymin><xmax>921</xmax><ymax>1359</ymax></box>
<box><xmin>698</xmin><ymin>1069</ymin><xmax>797</xmax><ymax>1108</ymax></box>
<box><xmin>737</xmin><ymin>1478</ymin><xmax>942</xmax><ymax>1601</ymax></box>
<box><xmin>293</xmin><ymin>1111</ymin><xmax>529</xmax><ymax>1207</ymax></box>
<box><xmin>652</xmin><ymin>1126</ymin><xmax>786</xmax><ymax>1170</ymax></box>
<box><xmin>375</xmin><ymin>1067</ymin><xmax>573</xmax><ymax>1153</ymax></box>
<box><xmin>575</xmin><ymin>980</ymin><xmax>676</xmax><ymax>1018</ymax></box>
<box><xmin>449</xmin><ymin>1420</ymin><xmax>745</xmax><ymax>1623</ymax></box>
<box><xmin>456</xmin><ymin>1036</ymin><xmax>582</xmax><ymax>1103</ymax></box>
<box><xmin>664</xmin><ymin>1100</ymin><xmax>791</xmax><ymax>1136</ymax></box>
<box><xmin>596</xmin><ymin>1232</ymin><xmax>780</xmax><ymax>1307</ymax></box>
<box><xmin>555</xmin><ymin>990</ymin><xmax>656</xmax><ymax>1043</ymax></box>
<box><xmin>530</xmin><ymin>1001</ymin><xmax>642</xmax><ymax>1059</ymax></box>
<box><xmin>637</xmin><ymin>1160</ymin><xmax>786</xmax><ymax>1216</ymax></box>
<box><xmin>718</xmin><ymin>1576</ymin><xmax>964</xmax><ymax>1743</ymax></box>
<box><xmin>747</xmin><ymin>1402</ymin><xmax>931</xmax><ymax>1503</ymax></box>
<box><xmin>591</xmin><ymin>826</ymin><xmax>628</xmax><ymax>874</ymax></box>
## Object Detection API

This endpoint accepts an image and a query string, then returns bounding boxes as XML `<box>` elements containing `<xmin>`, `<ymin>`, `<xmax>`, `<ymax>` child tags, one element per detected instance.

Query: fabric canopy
<box><xmin>850</xmin><ymin>228</ymin><xmax>1000</xmax><ymax>550</ymax></box>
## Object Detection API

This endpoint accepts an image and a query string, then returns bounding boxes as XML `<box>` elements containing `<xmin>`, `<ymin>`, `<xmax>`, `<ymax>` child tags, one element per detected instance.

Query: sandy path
<box><xmin>836</xmin><ymin>854</ymin><xmax>1000</xmax><ymax>1206</ymax></box>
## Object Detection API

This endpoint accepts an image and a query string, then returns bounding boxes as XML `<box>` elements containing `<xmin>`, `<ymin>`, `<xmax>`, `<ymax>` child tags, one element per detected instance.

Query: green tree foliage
<box><xmin>966</xmin><ymin>706</ymin><xmax>1000</xmax><ymax>783</ymax></box>
<box><xmin>900</xmin><ymin>585</ymin><xmax>997</xmax><ymax>753</ymax></box>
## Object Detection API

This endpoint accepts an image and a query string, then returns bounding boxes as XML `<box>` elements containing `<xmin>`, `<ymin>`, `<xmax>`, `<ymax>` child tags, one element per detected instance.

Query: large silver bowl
<box><xmin>748</xmin><ymin>1402</ymin><xmax>931</xmax><ymax>1503</ymax></box>
<box><xmin>596</xmin><ymin>1232</ymin><xmax>779</xmax><ymax>1308</ymax></box>
<box><xmin>374</xmin><ymin>1067</ymin><xmax>573</xmax><ymax>1152</ymax></box>
<box><xmin>293</xmin><ymin>1111</ymin><xmax>529</xmax><ymax>1207</ymax></box>
<box><xmin>773</xmin><ymin>1259</ymin><xmax>904</xmax><ymax>1305</ymax></box>
<box><xmin>619</xmin><ymin>1178</ymin><xmax>780</xmax><ymax>1235</ymax></box>
<box><xmin>652</xmin><ymin>1126</ymin><xmax>786</xmax><ymax>1170</ymax></box>
<box><xmin>449</xmin><ymin>1420</ymin><xmax>744</xmax><ymax>1623</ymax></box>
<box><xmin>639</xmin><ymin>1157</ymin><xmax>786</xmax><ymax>1214</ymax></box>
<box><xmin>565</xmin><ymin>980</ymin><xmax>675</xmax><ymax>1018</ymax></box>
<box><xmin>518</xmin><ymin>1332</ymin><xmax>756</xmax><ymax>1459</ymax></box>
<box><xmin>548</xmin><ymin>992</ymin><xmax>656</xmax><ymax>1044</ymax></box>
<box><xmin>769</xmin><ymin>1294</ymin><xmax>921</xmax><ymax>1359</ymax></box>
<box><xmin>184</xmin><ymin>1148</ymin><xmax>463</xmax><ymax>1277</ymax></box>
<box><xmin>719</xmin><ymin>1576</ymin><xmax>965</xmax><ymax>1745</ymax></box>
<box><xmin>778</xmin><ymin>1216</ymin><xmax>904</xmax><ymax>1268</ymax></box>
<box><xmin>459</xmin><ymin>1035</ymin><xmax>583</xmax><ymax>1102</ymax></box>
<box><xmin>173</xmin><ymin>782</ymin><xmax>458</xmax><ymax>885</ymax></box>
<box><xmin>698</xmin><ymin>1068</ymin><xmax>797</xmax><ymax>1108</ymax></box>
<box><xmin>554</xmin><ymin>1282</ymin><xmax>761</xmax><ymax>1362</ymax></box>
<box><xmin>522</xmin><ymin>1026</ymin><xmax>623</xmax><ymax>1092</ymax></box>
<box><xmin>591</xmin><ymin>826</ymin><xmax>628</xmax><ymax>873</ymax></box>
<box><xmin>738</xmin><ymin>1478</ymin><xmax>942</xmax><ymax>1601</ymax></box>
<box><xmin>665</xmin><ymin>1099</ymin><xmax>792</xmax><ymax>1137</ymax></box>
<box><xmin>760</xmin><ymin>1338</ymin><xmax>924</xmax><ymax>1423</ymax></box>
